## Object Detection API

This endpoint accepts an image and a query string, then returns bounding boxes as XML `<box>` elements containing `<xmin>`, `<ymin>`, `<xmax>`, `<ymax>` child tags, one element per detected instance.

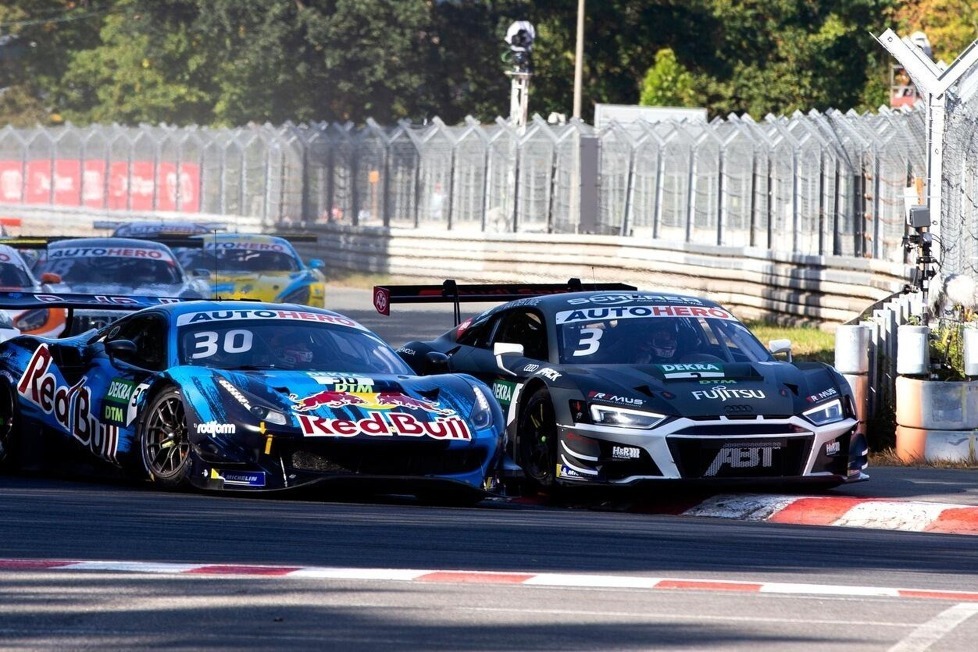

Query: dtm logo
<box><xmin>705</xmin><ymin>442</ymin><xmax>781</xmax><ymax>476</ymax></box>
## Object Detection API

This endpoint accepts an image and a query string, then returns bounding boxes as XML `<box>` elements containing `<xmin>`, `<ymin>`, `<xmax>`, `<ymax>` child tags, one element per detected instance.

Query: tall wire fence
<box><xmin>0</xmin><ymin>108</ymin><xmax>930</xmax><ymax>269</ymax></box>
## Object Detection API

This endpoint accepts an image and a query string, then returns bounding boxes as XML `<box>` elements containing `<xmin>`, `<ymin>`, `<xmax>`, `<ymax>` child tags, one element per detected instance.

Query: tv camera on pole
<box><xmin>505</xmin><ymin>21</ymin><xmax>534</xmax><ymax>129</ymax></box>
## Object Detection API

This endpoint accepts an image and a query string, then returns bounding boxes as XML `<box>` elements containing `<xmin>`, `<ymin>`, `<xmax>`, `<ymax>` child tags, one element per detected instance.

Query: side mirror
<box><xmin>106</xmin><ymin>339</ymin><xmax>138</xmax><ymax>362</ymax></box>
<box><xmin>307</xmin><ymin>259</ymin><xmax>325</xmax><ymax>270</ymax></box>
<box><xmin>493</xmin><ymin>342</ymin><xmax>524</xmax><ymax>357</ymax></box>
<box><xmin>769</xmin><ymin>338</ymin><xmax>793</xmax><ymax>362</ymax></box>
<box><xmin>40</xmin><ymin>272</ymin><xmax>62</xmax><ymax>284</ymax></box>
<box><xmin>493</xmin><ymin>342</ymin><xmax>524</xmax><ymax>376</ymax></box>
<box><xmin>423</xmin><ymin>351</ymin><xmax>451</xmax><ymax>375</ymax></box>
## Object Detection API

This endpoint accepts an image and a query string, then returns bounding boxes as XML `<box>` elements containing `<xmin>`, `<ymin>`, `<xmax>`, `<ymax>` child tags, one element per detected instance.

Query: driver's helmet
<box><xmin>270</xmin><ymin>331</ymin><xmax>314</xmax><ymax>367</ymax></box>
<box><xmin>639</xmin><ymin>320</ymin><xmax>678</xmax><ymax>362</ymax></box>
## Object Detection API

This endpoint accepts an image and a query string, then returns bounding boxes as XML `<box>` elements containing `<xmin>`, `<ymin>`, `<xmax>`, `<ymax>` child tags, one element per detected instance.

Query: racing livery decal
<box><xmin>16</xmin><ymin>344</ymin><xmax>120</xmax><ymax>462</ymax></box>
<box><xmin>297</xmin><ymin>412</ymin><xmax>472</xmax><ymax>440</ymax></box>
<box><xmin>102</xmin><ymin>378</ymin><xmax>136</xmax><ymax>426</ymax></box>
<box><xmin>209</xmin><ymin>469</ymin><xmax>267</xmax><ymax>487</ymax></box>
<box><xmin>492</xmin><ymin>380</ymin><xmax>516</xmax><ymax>407</ymax></box>
<box><xmin>289</xmin><ymin>389</ymin><xmax>455</xmax><ymax>415</ymax></box>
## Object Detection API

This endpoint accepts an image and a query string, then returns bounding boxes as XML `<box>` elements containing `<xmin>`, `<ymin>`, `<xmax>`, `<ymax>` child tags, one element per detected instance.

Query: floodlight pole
<box><xmin>508</xmin><ymin>69</ymin><xmax>531</xmax><ymax>129</ymax></box>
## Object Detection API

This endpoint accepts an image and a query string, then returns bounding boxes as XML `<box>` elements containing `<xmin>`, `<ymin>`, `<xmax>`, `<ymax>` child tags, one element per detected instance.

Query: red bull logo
<box><xmin>289</xmin><ymin>390</ymin><xmax>367</xmax><ymax>411</ymax></box>
<box><xmin>374</xmin><ymin>392</ymin><xmax>454</xmax><ymax>415</ymax></box>
<box><xmin>298</xmin><ymin>412</ymin><xmax>472</xmax><ymax>440</ymax></box>
<box><xmin>290</xmin><ymin>390</ymin><xmax>455</xmax><ymax>415</ymax></box>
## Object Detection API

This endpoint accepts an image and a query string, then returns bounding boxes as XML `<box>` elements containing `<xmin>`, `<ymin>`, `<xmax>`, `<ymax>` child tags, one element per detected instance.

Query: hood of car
<box><xmin>208</xmin><ymin>271</ymin><xmax>311</xmax><ymax>301</ymax></box>
<box><xmin>560</xmin><ymin>360</ymin><xmax>843</xmax><ymax>419</ymax></box>
<box><xmin>61</xmin><ymin>281</ymin><xmax>199</xmax><ymax>296</ymax></box>
<box><xmin>175</xmin><ymin>368</ymin><xmax>483</xmax><ymax>441</ymax></box>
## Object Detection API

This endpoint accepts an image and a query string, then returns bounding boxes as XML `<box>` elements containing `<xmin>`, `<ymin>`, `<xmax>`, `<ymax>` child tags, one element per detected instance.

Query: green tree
<box><xmin>0</xmin><ymin>0</ymin><xmax>907</xmax><ymax>128</ymax></box>
<box><xmin>0</xmin><ymin>1</ymin><xmax>111</xmax><ymax>126</ymax></box>
<box><xmin>639</xmin><ymin>48</ymin><xmax>698</xmax><ymax>107</ymax></box>
<box><xmin>896</xmin><ymin>0</ymin><xmax>978</xmax><ymax>64</ymax></box>
<box><xmin>59</xmin><ymin>0</ymin><xmax>215</xmax><ymax>125</ymax></box>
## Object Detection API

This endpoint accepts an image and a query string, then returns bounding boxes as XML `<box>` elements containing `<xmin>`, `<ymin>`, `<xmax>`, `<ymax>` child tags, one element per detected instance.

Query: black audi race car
<box><xmin>374</xmin><ymin>281</ymin><xmax>868</xmax><ymax>491</ymax></box>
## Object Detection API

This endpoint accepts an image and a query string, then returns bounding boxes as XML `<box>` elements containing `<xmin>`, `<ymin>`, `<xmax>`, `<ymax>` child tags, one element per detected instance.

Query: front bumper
<box><xmin>552</xmin><ymin>414</ymin><xmax>864</xmax><ymax>486</ymax></box>
<box><xmin>186</xmin><ymin>429</ymin><xmax>502</xmax><ymax>494</ymax></box>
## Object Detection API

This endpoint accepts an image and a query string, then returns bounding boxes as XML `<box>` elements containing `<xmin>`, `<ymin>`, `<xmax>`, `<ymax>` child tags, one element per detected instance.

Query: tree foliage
<box><xmin>639</xmin><ymin>48</ymin><xmax>698</xmax><ymax>107</ymax></box>
<box><xmin>0</xmin><ymin>0</ymin><xmax>963</xmax><ymax>129</ymax></box>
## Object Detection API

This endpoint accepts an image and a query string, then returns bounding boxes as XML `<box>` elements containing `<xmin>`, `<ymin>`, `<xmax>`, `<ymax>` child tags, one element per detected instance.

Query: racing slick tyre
<box><xmin>0</xmin><ymin>379</ymin><xmax>20</xmax><ymax>471</ymax></box>
<box><xmin>139</xmin><ymin>387</ymin><xmax>192</xmax><ymax>490</ymax></box>
<box><xmin>516</xmin><ymin>387</ymin><xmax>559</xmax><ymax>490</ymax></box>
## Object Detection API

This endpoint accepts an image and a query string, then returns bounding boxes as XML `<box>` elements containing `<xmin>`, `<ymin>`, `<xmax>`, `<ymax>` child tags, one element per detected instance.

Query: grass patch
<box><xmin>745</xmin><ymin>321</ymin><xmax>836</xmax><ymax>364</ymax></box>
<box><xmin>870</xmin><ymin>447</ymin><xmax>978</xmax><ymax>469</ymax></box>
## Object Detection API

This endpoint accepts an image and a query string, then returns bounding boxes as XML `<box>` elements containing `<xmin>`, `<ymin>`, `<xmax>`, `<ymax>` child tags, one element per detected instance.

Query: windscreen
<box><xmin>192</xmin><ymin>245</ymin><xmax>301</xmax><ymax>273</ymax></box>
<box><xmin>37</xmin><ymin>248</ymin><xmax>182</xmax><ymax>286</ymax></box>
<box><xmin>179</xmin><ymin>319</ymin><xmax>412</xmax><ymax>374</ymax></box>
<box><xmin>556</xmin><ymin>310</ymin><xmax>773</xmax><ymax>366</ymax></box>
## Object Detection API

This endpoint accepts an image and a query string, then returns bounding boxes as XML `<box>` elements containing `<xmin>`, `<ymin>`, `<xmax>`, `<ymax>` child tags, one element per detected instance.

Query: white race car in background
<box><xmin>0</xmin><ymin>242</ymin><xmax>67</xmax><ymax>338</ymax></box>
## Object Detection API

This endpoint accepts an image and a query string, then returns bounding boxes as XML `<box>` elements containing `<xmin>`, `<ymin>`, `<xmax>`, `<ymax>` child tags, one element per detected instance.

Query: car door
<box><xmin>447</xmin><ymin>307</ymin><xmax>550</xmax><ymax>413</ymax></box>
<box><xmin>88</xmin><ymin>313</ymin><xmax>167</xmax><ymax>447</ymax></box>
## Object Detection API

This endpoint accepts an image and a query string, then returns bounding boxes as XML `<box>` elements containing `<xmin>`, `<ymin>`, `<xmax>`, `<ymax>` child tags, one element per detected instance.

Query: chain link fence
<box><xmin>0</xmin><ymin>109</ymin><xmax>927</xmax><ymax>268</ymax></box>
<box><xmin>941</xmin><ymin>63</ymin><xmax>978</xmax><ymax>282</ymax></box>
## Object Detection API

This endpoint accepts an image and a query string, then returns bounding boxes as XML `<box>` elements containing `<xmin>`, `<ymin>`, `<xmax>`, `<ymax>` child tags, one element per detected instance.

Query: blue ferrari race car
<box><xmin>0</xmin><ymin>293</ymin><xmax>505</xmax><ymax>502</ymax></box>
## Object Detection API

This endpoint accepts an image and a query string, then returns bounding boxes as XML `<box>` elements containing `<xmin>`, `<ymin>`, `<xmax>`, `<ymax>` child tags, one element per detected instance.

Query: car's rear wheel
<box><xmin>517</xmin><ymin>388</ymin><xmax>558</xmax><ymax>488</ymax></box>
<box><xmin>140</xmin><ymin>388</ymin><xmax>192</xmax><ymax>489</ymax></box>
<box><xmin>0</xmin><ymin>380</ymin><xmax>20</xmax><ymax>471</ymax></box>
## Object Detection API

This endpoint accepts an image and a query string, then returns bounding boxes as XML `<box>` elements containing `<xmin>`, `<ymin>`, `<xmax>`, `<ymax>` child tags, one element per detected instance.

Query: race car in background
<box><xmin>94</xmin><ymin>219</ymin><xmax>228</xmax><ymax>273</ymax></box>
<box><xmin>182</xmin><ymin>233</ymin><xmax>326</xmax><ymax>307</ymax></box>
<box><xmin>96</xmin><ymin>219</ymin><xmax>228</xmax><ymax>240</ymax></box>
<box><xmin>373</xmin><ymin>280</ymin><xmax>867</xmax><ymax>493</ymax></box>
<box><xmin>94</xmin><ymin>224</ymin><xmax>326</xmax><ymax>307</ymax></box>
<box><xmin>0</xmin><ymin>242</ymin><xmax>68</xmax><ymax>337</ymax></box>
<box><xmin>0</xmin><ymin>292</ymin><xmax>505</xmax><ymax>503</ymax></box>
<box><xmin>26</xmin><ymin>237</ymin><xmax>210</xmax><ymax>332</ymax></box>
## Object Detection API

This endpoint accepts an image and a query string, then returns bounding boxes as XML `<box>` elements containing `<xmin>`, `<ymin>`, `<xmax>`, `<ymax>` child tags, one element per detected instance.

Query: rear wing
<box><xmin>93</xmin><ymin>219</ymin><xmax>228</xmax><ymax>234</ymax></box>
<box><xmin>0</xmin><ymin>237</ymin><xmax>66</xmax><ymax>250</ymax></box>
<box><xmin>0</xmin><ymin>291</ymin><xmax>186</xmax><ymax>336</ymax></box>
<box><xmin>0</xmin><ymin>291</ymin><xmax>183</xmax><ymax>311</ymax></box>
<box><xmin>373</xmin><ymin>278</ymin><xmax>638</xmax><ymax>324</ymax></box>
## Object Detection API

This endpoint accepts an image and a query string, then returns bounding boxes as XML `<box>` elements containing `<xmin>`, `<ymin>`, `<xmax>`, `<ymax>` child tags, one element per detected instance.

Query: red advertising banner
<box><xmin>0</xmin><ymin>159</ymin><xmax>200</xmax><ymax>212</ymax></box>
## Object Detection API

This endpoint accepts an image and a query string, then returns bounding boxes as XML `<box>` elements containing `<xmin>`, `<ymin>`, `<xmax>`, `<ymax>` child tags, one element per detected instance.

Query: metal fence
<box><xmin>0</xmin><ymin>109</ymin><xmax>927</xmax><ymax>266</ymax></box>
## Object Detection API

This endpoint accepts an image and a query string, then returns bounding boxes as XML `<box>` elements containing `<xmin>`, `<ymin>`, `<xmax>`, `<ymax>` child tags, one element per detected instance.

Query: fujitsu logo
<box><xmin>691</xmin><ymin>388</ymin><xmax>766</xmax><ymax>402</ymax></box>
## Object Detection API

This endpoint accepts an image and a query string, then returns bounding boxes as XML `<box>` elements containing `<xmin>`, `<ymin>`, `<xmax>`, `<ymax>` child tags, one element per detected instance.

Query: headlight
<box><xmin>250</xmin><ymin>405</ymin><xmax>288</xmax><ymax>426</ymax></box>
<box><xmin>468</xmin><ymin>385</ymin><xmax>494</xmax><ymax>430</ymax></box>
<box><xmin>803</xmin><ymin>398</ymin><xmax>845</xmax><ymax>426</ymax></box>
<box><xmin>589</xmin><ymin>405</ymin><xmax>666</xmax><ymax>429</ymax></box>
<box><xmin>280</xmin><ymin>286</ymin><xmax>311</xmax><ymax>304</ymax></box>
<box><xmin>219</xmin><ymin>378</ymin><xmax>288</xmax><ymax>426</ymax></box>
<box><xmin>15</xmin><ymin>308</ymin><xmax>49</xmax><ymax>332</ymax></box>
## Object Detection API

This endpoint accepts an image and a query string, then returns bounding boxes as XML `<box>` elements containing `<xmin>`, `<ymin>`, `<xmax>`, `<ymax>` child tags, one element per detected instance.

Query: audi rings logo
<box><xmin>724</xmin><ymin>404</ymin><xmax>754</xmax><ymax>414</ymax></box>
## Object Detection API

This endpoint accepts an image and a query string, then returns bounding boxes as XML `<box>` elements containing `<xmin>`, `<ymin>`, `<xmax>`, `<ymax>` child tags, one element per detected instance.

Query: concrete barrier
<box><xmin>300</xmin><ymin>224</ymin><xmax>910</xmax><ymax>328</ymax></box>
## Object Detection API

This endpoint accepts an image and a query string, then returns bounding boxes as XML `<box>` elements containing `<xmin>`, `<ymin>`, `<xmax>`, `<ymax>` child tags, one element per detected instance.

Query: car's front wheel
<box><xmin>516</xmin><ymin>387</ymin><xmax>558</xmax><ymax>488</ymax></box>
<box><xmin>139</xmin><ymin>387</ymin><xmax>192</xmax><ymax>489</ymax></box>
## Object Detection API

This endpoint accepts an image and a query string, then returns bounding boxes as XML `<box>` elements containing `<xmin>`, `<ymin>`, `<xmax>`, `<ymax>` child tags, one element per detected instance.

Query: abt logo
<box><xmin>705</xmin><ymin>442</ymin><xmax>781</xmax><ymax>476</ymax></box>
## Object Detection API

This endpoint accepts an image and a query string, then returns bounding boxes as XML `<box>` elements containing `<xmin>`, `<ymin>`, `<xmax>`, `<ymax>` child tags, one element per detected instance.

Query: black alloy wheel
<box><xmin>140</xmin><ymin>388</ymin><xmax>192</xmax><ymax>489</ymax></box>
<box><xmin>517</xmin><ymin>388</ymin><xmax>558</xmax><ymax>488</ymax></box>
